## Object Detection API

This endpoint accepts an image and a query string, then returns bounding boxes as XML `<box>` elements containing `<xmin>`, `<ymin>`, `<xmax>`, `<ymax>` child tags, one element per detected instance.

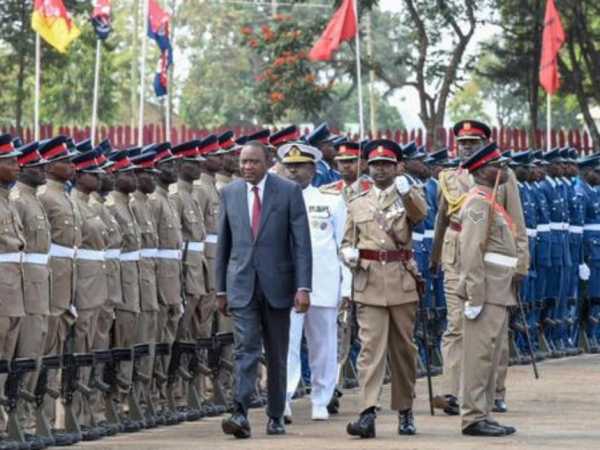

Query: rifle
<box><xmin>132</xmin><ymin>343</ymin><xmax>159</xmax><ymax>426</ymax></box>
<box><xmin>61</xmin><ymin>352</ymin><xmax>95</xmax><ymax>439</ymax></box>
<box><xmin>102</xmin><ymin>348</ymin><xmax>132</xmax><ymax>425</ymax></box>
<box><xmin>33</xmin><ymin>355</ymin><xmax>61</xmax><ymax>439</ymax></box>
<box><xmin>128</xmin><ymin>344</ymin><xmax>150</xmax><ymax>425</ymax></box>
<box><xmin>4</xmin><ymin>358</ymin><xmax>36</xmax><ymax>444</ymax></box>
<box><xmin>166</xmin><ymin>341</ymin><xmax>198</xmax><ymax>418</ymax></box>
<box><xmin>515</xmin><ymin>287</ymin><xmax>540</xmax><ymax>379</ymax></box>
<box><xmin>196</xmin><ymin>332</ymin><xmax>234</xmax><ymax>409</ymax></box>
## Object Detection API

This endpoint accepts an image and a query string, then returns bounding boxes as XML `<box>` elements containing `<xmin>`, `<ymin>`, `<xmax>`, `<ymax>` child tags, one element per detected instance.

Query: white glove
<box><xmin>579</xmin><ymin>263</ymin><xmax>591</xmax><ymax>281</ymax></box>
<box><xmin>464</xmin><ymin>301</ymin><xmax>482</xmax><ymax>320</ymax></box>
<box><xmin>341</xmin><ymin>247</ymin><xmax>359</xmax><ymax>268</ymax></box>
<box><xmin>395</xmin><ymin>175</ymin><xmax>411</xmax><ymax>195</ymax></box>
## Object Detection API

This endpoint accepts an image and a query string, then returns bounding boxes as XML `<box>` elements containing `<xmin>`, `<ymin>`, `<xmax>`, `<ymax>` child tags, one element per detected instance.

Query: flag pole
<box><xmin>34</xmin><ymin>33</ymin><xmax>41</xmax><ymax>141</ymax></box>
<box><xmin>165</xmin><ymin>93</ymin><xmax>171</xmax><ymax>141</ymax></box>
<box><xmin>353</xmin><ymin>0</ymin><xmax>364</xmax><ymax>141</ymax></box>
<box><xmin>91</xmin><ymin>40</ymin><xmax>102</xmax><ymax>146</ymax></box>
<box><xmin>138</xmin><ymin>0</ymin><xmax>150</xmax><ymax>146</ymax></box>
<box><xmin>546</xmin><ymin>94</ymin><xmax>551</xmax><ymax>151</ymax></box>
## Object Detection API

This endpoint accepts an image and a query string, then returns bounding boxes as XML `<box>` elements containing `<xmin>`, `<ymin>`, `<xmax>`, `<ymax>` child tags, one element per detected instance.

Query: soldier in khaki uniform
<box><xmin>149</xmin><ymin>144</ymin><xmax>183</xmax><ymax>375</ymax></box>
<box><xmin>10</xmin><ymin>142</ymin><xmax>51</xmax><ymax>430</ymax></box>
<box><xmin>106</xmin><ymin>151</ymin><xmax>143</xmax><ymax>415</ymax></box>
<box><xmin>70</xmin><ymin>147</ymin><xmax>109</xmax><ymax>426</ymax></box>
<box><xmin>130</xmin><ymin>149</ymin><xmax>160</xmax><ymax>396</ymax></box>
<box><xmin>341</xmin><ymin>140</ymin><xmax>427</xmax><ymax>438</ymax></box>
<box><xmin>454</xmin><ymin>143</ymin><xmax>517</xmax><ymax>437</ymax></box>
<box><xmin>215</xmin><ymin>132</ymin><xmax>236</xmax><ymax>192</ymax></box>
<box><xmin>170</xmin><ymin>141</ymin><xmax>212</xmax><ymax>343</ymax></box>
<box><xmin>0</xmin><ymin>135</ymin><xmax>26</xmax><ymax>428</ymax></box>
<box><xmin>37</xmin><ymin>136</ymin><xmax>82</xmax><ymax>424</ymax></box>
<box><xmin>430</xmin><ymin>120</ymin><xmax>528</xmax><ymax>415</ymax></box>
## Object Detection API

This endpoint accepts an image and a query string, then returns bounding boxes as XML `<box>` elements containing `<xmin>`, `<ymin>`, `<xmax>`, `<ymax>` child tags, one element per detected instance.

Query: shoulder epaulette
<box><xmin>348</xmin><ymin>189</ymin><xmax>369</xmax><ymax>203</ymax></box>
<box><xmin>319</xmin><ymin>179</ymin><xmax>344</xmax><ymax>195</ymax></box>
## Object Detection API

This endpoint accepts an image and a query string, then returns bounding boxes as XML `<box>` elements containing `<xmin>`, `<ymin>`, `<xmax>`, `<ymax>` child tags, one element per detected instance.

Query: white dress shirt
<box><xmin>247</xmin><ymin>175</ymin><xmax>267</xmax><ymax>223</ymax></box>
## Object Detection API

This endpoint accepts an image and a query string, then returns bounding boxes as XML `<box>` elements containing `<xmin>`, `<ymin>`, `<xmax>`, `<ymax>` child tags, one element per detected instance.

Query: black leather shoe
<box><xmin>347</xmin><ymin>409</ymin><xmax>376</xmax><ymax>439</ymax></box>
<box><xmin>327</xmin><ymin>395</ymin><xmax>340</xmax><ymax>415</ymax></box>
<box><xmin>462</xmin><ymin>420</ymin><xmax>507</xmax><ymax>437</ymax></box>
<box><xmin>432</xmin><ymin>394</ymin><xmax>459</xmax><ymax>415</ymax></box>
<box><xmin>266</xmin><ymin>417</ymin><xmax>286</xmax><ymax>435</ymax></box>
<box><xmin>398</xmin><ymin>409</ymin><xmax>416</xmax><ymax>435</ymax></box>
<box><xmin>486</xmin><ymin>419</ymin><xmax>516</xmax><ymax>435</ymax></box>
<box><xmin>492</xmin><ymin>399</ymin><xmax>508</xmax><ymax>413</ymax></box>
<box><xmin>222</xmin><ymin>413</ymin><xmax>251</xmax><ymax>439</ymax></box>
<box><xmin>51</xmin><ymin>430</ymin><xmax>79</xmax><ymax>446</ymax></box>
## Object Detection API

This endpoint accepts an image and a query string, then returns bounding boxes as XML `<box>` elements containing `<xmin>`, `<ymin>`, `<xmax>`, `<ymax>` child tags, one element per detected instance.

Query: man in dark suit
<box><xmin>216</xmin><ymin>141</ymin><xmax>312</xmax><ymax>438</ymax></box>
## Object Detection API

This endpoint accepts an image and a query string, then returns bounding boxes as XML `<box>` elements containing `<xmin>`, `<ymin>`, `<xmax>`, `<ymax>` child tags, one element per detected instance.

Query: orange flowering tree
<box><xmin>240</xmin><ymin>14</ymin><xmax>332</xmax><ymax>123</ymax></box>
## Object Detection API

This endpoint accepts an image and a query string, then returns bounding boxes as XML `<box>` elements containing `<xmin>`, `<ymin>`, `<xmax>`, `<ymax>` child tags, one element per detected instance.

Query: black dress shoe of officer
<box><xmin>222</xmin><ymin>413</ymin><xmax>251</xmax><ymax>439</ymax></box>
<box><xmin>347</xmin><ymin>407</ymin><xmax>376</xmax><ymax>439</ymax></box>
<box><xmin>462</xmin><ymin>420</ymin><xmax>507</xmax><ymax>437</ymax></box>
<box><xmin>266</xmin><ymin>417</ymin><xmax>286</xmax><ymax>435</ymax></box>
<box><xmin>80</xmin><ymin>425</ymin><xmax>102</xmax><ymax>441</ymax></box>
<box><xmin>23</xmin><ymin>435</ymin><xmax>44</xmax><ymax>450</ymax></box>
<box><xmin>398</xmin><ymin>409</ymin><xmax>416</xmax><ymax>435</ymax></box>
<box><xmin>0</xmin><ymin>440</ymin><xmax>23</xmax><ymax>450</ymax></box>
<box><xmin>486</xmin><ymin>419</ymin><xmax>516</xmax><ymax>435</ymax></box>
<box><xmin>51</xmin><ymin>430</ymin><xmax>78</xmax><ymax>446</ymax></box>
<box><xmin>433</xmin><ymin>394</ymin><xmax>460</xmax><ymax>415</ymax></box>
<box><xmin>492</xmin><ymin>399</ymin><xmax>508</xmax><ymax>413</ymax></box>
<box><xmin>327</xmin><ymin>395</ymin><xmax>340</xmax><ymax>415</ymax></box>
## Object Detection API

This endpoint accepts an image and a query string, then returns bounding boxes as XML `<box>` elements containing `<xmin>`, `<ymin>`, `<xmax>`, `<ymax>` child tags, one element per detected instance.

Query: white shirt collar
<box><xmin>247</xmin><ymin>174</ymin><xmax>267</xmax><ymax>193</ymax></box>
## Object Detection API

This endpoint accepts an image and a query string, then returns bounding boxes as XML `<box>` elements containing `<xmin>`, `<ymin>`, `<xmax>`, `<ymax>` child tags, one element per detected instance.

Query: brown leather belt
<box><xmin>359</xmin><ymin>249</ymin><xmax>413</xmax><ymax>263</ymax></box>
<box><xmin>449</xmin><ymin>222</ymin><xmax>462</xmax><ymax>232</ymax></box>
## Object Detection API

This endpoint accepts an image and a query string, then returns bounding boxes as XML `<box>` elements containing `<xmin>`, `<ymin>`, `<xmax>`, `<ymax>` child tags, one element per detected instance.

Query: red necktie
<box><xmin>251</xmin><ymin>186</ymin><xmax>262</xmax><ymax>238</ymax></box>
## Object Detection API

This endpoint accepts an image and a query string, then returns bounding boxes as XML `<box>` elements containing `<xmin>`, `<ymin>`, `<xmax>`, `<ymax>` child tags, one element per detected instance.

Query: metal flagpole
<box><xmin>138</xmin><ymin>0</ymin><xmax>150</xmax><ymax>146</ymax></box>
<box><xmin>546</xmin><ymin>94</ymin><xmax>551</xmax><ymax>151</ymax></box>
<box><xmin>91</xmin><ymin>40</ymin><xmax>102</xmax><ymax>146</ymax></box>
<box><xmin>34</xmin><ymin>33</ymin><xmax>41</xmax><ymax>141</ymax></box>
<box><xmin>353</xmin><ymin>0</ymin><xmax>365</xmax><ymax>141</ymax></box>
<box><xmin>165</xmin><ymin>93</ymin><xmax>171</xmax><ymax>141</ymax></box>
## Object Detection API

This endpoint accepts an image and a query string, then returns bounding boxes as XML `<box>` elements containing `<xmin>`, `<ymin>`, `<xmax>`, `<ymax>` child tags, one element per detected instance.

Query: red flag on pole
<box><xmin>309</xmin><ymin>0</ymin><xmax>357</xmax><ymax>62</ymax></box>
<box><xmin>539</xmin><ymin>0</ymin><xmax>565</xmax><ymax>94</ymax></box>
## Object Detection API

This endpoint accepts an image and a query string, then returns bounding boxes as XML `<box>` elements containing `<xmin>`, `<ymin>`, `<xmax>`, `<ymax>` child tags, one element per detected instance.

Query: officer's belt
<box><xmin>584</xmin><ymin>224</ymin><xmax>600</xmax><ymax>231</ymax></box>
<box><xmin>76</xmin><ymin>249</ymin><xmax>105</xmax><ymax>261</ymax></box>
<box><xmin>205</xmin><ymin>234</ymin><xmax>218</xmax><ymax>244</ymax></box>
<box><xmin>424</xmin><ymin>230</ymin><xmax>434</xmax><ymax>239</ymax></box>
<box><xmin>526</xmin><ymin>228</ymin><xmax>537</xmax><ymax>237</ymax></box>
<box><xmin>105</xmin><ymin>249</ymin><xmax>121</xmax><ymax>260</ymax></box>
<box><xmin>187</xmin><ymin>241</ymin><xmax>205</xmax><ymax>252</ymax></box>
<box><xmin>483</xmin><ymin>252</ymin><xmax>517</xmax><ymax>268</ymax></box>
<box><xmin>449</xmin><ymin>222</ymin><xmax>462</xmax><ymax>232</ymax></box>
<box><xmin>156</xmin><ymin>249</ymin><xmax>182</xmax><ymax>260</ymax></box>
<box><xmin>536</xmin><ymin>224</ymin><xmax>550</xmax><ymax>232</ymax></box>
<box><xmin>359</xmin><ymin>249</ymin><xmax>412</xmax><ymax>264</ymax></box>
<box><xmin>49</xmin><ymin>243</ymin><xmax>76</xmax><ymax>259</ymax></box>
<box><xmin>412</xmin><ymin>232</ymin><xmax>424</xmax><ymax>242</ymax></box>
<box><xmin>140</xmin><ymin>248</ymin><xmax>158</xmax><ymax>258</ymax></box>
<box><xmin>549</xmin><ymin>222</ymin><xmax>568</xmax><ymax>231</ymax></box>
<box><xmin>23</xmin><ymin>253</ymin><xmax>49</xmax><ymax>265</ymax></box>
<box><xmin>569</xmin><ymin>226</ymin><xmax>583</xmax><ymax>234</ymax></box>
<box><xmin>120</xmin><ymin>251</ymin><xmax>141</xmax><ymax>262</ymax></box>
<box><xmin>0</xmin><ymin>252</ymin><xmax>22</xmax><ymax>263</ymax></box>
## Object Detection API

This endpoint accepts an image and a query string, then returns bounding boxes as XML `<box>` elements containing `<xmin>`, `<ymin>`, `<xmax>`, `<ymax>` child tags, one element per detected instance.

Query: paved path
<box><xmin>75</xmin><ymin>354</ymin><xmax>600</xmax><ymax>449</ymax></box>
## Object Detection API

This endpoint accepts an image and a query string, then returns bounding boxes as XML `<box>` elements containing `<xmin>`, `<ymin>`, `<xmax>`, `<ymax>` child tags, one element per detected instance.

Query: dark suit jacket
<box><xmin>215</xmin><ymin>173</ymin><xmax>312</xmax><ymax>309</ymax></box>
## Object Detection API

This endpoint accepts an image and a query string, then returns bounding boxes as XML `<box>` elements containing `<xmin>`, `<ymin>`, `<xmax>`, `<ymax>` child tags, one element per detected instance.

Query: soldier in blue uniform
<box><xmin>575</xmin><ymin>155</ymin><xmax>600</xmax><ymax>352</ymax></box>
<box><xmin>305</xmin><ymin>124</ymin><xmax>341</xmax><ymax>187</ymax></box>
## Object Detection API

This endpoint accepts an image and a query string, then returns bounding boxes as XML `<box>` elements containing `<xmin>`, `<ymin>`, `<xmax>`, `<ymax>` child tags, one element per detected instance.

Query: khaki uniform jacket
<box><xmin>457</xmin><ymin>186</ymin><xmax>517</xmax><ymax>308</ymax></box>
<box><xmin>10</xmin><ymin>182</ymin><xmax>50</xmax><ymax>315</ymax></box>
<box><xmin>431</xmin><ymin>168</ymin><xmax>529</xmax><ymax>275</ymax></box>
<box><xmin>171</xmin><ymin>180</ymin><xmax>210</xmax><ymax>296</ymax></box>
<box><xmin>131</xmin><ymin>191</ymin><xmax>159</xmax><ymax>312</ymax></box>
<box><xmin>342</xmin><ymin>186</ymin><xmax>427</xmax><ymax>306</ymax></box>
<box><xmin>71</xmin><ymin>189</ymin><xmax>108</xmax><ymax>310</ymax></box>
<box><xmin>215</xmin><ymin>173</ymin><xmax>232</xmax><ymax>192</ymax></box>
<box><xmin>38</xmin><ymin>179</ymin><xmax>82</xmax><ymax>312</ymax></box>
<box><xmin>90</xmin><ymin>192</ymin><xmax>122</xmax><ymax>308</ymax></box>
<box><xmin>108</xmin><ymin>192</ymin><xmax>142</xmax><ymax>313</ymax></box>
<box><xmin>0</xmin><ymin>186</ymin><xmax>26</xmax><ymax>317</ymax></box>
<box><xmin>195</xmin><ymin>173</ymin><xmax>220</xmax><ymax>257</ymax></box>
<box><xmin>320</xmin><ymin>176</ymin><xmax>374</xmax><ymax>204</ymax></box>
<box><xmin>149</xmin><ymin>185</ymin><xmax>182</xmax><ymax>306</ymax></box>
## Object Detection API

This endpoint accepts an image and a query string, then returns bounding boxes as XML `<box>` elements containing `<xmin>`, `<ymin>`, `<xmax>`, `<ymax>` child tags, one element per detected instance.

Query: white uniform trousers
<box><xmin>286</xmin><ymin>306</ymin><xmax>338</xmax><ymax>407</ymax></box>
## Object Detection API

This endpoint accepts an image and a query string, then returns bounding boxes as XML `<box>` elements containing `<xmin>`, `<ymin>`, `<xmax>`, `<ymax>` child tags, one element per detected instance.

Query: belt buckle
<box><xmin>378</xmin><ymin>250</ymin><xmax>388</xmax><ymax>264</ymax></box>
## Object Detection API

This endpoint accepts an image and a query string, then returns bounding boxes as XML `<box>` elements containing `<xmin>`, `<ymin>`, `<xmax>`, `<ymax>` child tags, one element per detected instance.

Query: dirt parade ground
<box><xmin>73</xmin><ymin>354</ymin><xmax>600</xmax><ymax>450</ymax></box>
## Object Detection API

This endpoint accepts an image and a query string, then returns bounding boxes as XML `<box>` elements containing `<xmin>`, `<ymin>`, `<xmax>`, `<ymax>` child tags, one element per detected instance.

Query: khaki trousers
<box><xmin>460</xmin><ymin>303</ymin><xmax>508</xmax><ymax>430</ymax></box>
<box><xmin>440</xmin><ymin>269</ymin><xmax>463</xmax><ymax>398</ymax></box>
<box><xmin>356</xmin><ymin>302</ymin><xmax>417</xmax><ymax>412</ymax></box>
<box><xmin>72</xmin><ymin>308</ymin><xmax>100</xmax><ymax>426</ymax></box>
<box><xmin>495</xmin><ymin>326</ymin><xmax>509</xmax><ymax>401</ymax></box>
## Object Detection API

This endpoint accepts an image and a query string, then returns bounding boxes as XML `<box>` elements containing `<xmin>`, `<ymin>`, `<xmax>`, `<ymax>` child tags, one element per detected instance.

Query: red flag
<box><xmin>309</xmin><ymin>0</ymin><xmax>357</xmax><ymax>62</ymax></box>
<box><xmin>539</xmin><ymin>0</ymin><xmax>565</xmax><ymax>94</ymax></box>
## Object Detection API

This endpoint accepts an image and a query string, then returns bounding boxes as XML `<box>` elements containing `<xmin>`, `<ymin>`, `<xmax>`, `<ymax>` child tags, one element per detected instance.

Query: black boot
<box><xmin>347</xmin><ymin>407</ymin><xmax>376</xmax><ymax>439</ymax></box>
<box><xmin>398</xmin><ymin>409</ymin><xmax>416</xmax><ymax>435</ymax></box>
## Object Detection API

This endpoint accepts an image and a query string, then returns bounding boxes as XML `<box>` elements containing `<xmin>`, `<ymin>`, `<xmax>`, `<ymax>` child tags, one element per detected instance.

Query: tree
<box><xmin>447</xmin><ymin>79</ymin><xmax>491</xmax><ymax>125</ymax></box>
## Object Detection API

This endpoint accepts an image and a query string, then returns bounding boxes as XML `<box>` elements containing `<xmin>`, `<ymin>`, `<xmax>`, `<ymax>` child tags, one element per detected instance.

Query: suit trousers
<box><xmin>356</xmin><ymin>302</ymin><xmax>417</xmax><ymax>412</ymax></box>
<box><xmin>286</xmin><ymin>306</ymin><xmax>337</xmax><ymax>408</ymax></box>
<box><xmin>440</xmin><ymin>268</ymin><xmax>463</xmax><ymax>398</ymax></box>
<box><xmin>460</xmin><ymin>303</ymin><xmax>508</xmax><ymax>430</ymax></box>
<box><xmin>231</xmin><ymin>280</ymin><xmax>290</xmax><ymax>418</ymax></box>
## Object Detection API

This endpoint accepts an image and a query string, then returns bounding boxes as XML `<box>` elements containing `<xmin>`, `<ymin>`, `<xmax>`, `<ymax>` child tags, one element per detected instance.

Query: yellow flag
<box><xmin>31</xmin><ymin>0</ymin><xmax>80</xmax><ymax>53</ymax></box>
